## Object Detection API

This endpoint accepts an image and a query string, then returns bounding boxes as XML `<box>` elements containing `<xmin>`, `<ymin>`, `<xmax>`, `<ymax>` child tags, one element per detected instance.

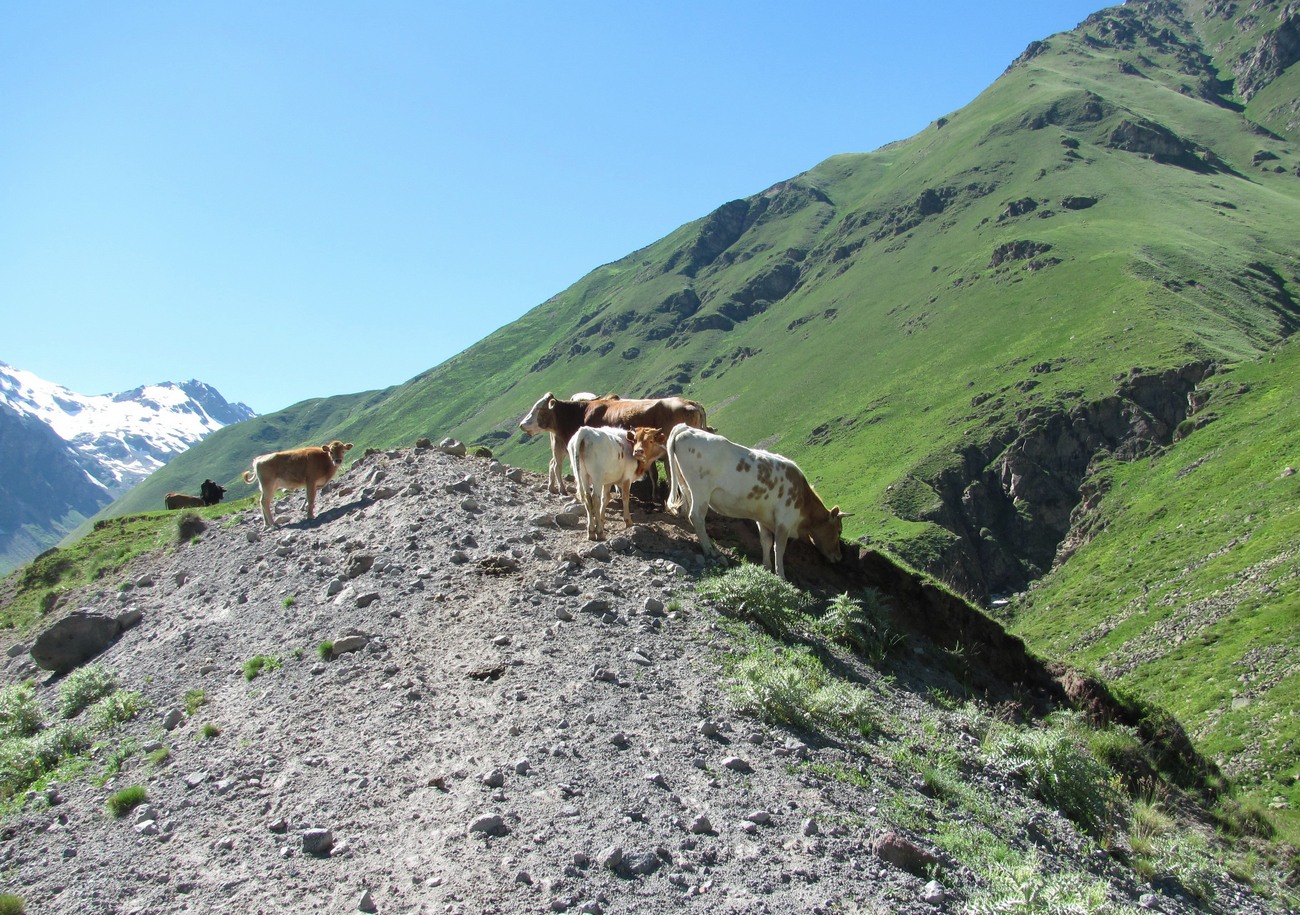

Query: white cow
<box><xmin>666</xmin><ymin>426</ymin><xmax>848</xmax><ymax>579</ymax></box>
<box><xmin>568</xmin><ymin>425</ymin><xmax>667</xmax><ymax>541</ymax></box>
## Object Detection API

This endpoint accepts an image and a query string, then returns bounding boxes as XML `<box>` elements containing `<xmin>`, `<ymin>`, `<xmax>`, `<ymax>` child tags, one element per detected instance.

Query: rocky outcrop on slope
<box><xmin>896</xmin><ymin>364</ymin><xmax>1213</xmax><ymax>603</ymax></box>
<box><xmin>0</xmin><ymin>446</ymin><xmax>1280</xmax><ymax>914</ymax></box>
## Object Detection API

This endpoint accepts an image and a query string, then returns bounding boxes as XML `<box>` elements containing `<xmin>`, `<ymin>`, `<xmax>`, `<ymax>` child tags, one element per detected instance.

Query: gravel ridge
<box><xmin>1</xmin><ymin>446</ymin><xmax>1289</xmax><ymax>914</ymax></box>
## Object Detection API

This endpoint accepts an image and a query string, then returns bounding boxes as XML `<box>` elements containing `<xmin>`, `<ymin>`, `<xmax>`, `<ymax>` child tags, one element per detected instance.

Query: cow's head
<box><xmin>518</xmin><ymin>392</ymin><xmax>556</xmax><ymax>436</ymax></box>
<box><xmin>806</xmin><ymin>505</ymin><xmax>850</xmax><ymax>563</ymax></box>
<box><xmin>324</xmin><ymin>441</ymin><xmax>354</xmax><ymax>465</ymax></box>
<box><xmin>629</xmin><ymin>426</ymin><xmax>668</xmax><ymax>475</ymax></box>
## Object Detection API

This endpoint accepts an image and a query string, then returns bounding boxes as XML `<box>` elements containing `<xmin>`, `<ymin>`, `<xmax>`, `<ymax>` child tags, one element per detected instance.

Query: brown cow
<box><xmin>242</xmin><ymin>440</ymin><xmax>353</xmax><ymax>528</ymax></box>
<box><xmin>518</xmin><ymin>392</ymin><xmax>708</xmax><ymax>496</ymax></box>
<box><xmin>164</xmin><ymin>492</ymin><xmax>205</xmax><ymax>510</ymax></box>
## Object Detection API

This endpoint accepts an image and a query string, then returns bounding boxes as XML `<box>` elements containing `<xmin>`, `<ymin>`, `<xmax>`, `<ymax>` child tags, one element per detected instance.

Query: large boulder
<box><xmin>30</xmin><ymin>609</ymin><xmax>126</xmax><ymax>674</ymax></box>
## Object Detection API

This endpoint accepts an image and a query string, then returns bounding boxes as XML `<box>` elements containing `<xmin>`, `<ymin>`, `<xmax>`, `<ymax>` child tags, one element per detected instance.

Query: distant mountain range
<box><xmin>0</xmin><ymin>361</ymin><xmax>254</xmax><ymax>573</ymax></box>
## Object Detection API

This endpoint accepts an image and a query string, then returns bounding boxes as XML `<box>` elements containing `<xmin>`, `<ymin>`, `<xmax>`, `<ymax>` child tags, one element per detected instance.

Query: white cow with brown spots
<box><xmin>568</xmin><ymin>425</ymin><xmax>668</xmax><ymax>541</ymax></box>
<box><xmin>665</xmin><ymin>426</ymin><xmax>847</xmax><ymax>579</ymax></box>
<box><xmin>243</xmin><ymin>440</ymin><xmax>353</xmax><ymax>528</ymax></box>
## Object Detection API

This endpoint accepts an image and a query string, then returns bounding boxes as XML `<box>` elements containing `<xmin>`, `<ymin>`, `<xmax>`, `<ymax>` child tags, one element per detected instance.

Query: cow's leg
<box><xmin>687</xmin><ymin>491</ymin><xmax>717</xmax><ymax>557</ymax></box>
<box><xmin>549</xmin><ymin>434</ymin><xmax>565</xmax><ymax>493</ymax></box>
<box><xmin>305</xmin><ymin>483</ymin><xmax>317</xmax><ymax>521</ymax></box>
<box><xmin>596</xmin><ymin>484</ymin><xmax>614</xmax><ymax>540</ymax></box>
<box><xmin>771</xmin><ymin>528</ymin><xmax>791</xmax><ymax>580</ymax></box>
<box><xmin>620</xmin><ymin>480</ymin><xmax>633</xmax><ymax>530</ymax></box>
<box><xmin>260</xmin><ymin>486</ymin><xmax>276</xmax><ymax>528</ymax></box>
<box><xmin>758</xmin><ymin>524</ymin><xmax>776</xmax><ymax>573</ymax></box>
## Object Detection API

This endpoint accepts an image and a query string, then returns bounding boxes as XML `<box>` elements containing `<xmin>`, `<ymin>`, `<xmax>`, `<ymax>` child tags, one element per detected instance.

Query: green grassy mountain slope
<box><xmin>84</xmin><ymin>0</ymin><xmax>1298</xmax><ymax>836</ymax></box>
<box><xmin>1011</xmin><ymin>336</ymin><xmax>1300</xmax><ymax>841</ymax></box>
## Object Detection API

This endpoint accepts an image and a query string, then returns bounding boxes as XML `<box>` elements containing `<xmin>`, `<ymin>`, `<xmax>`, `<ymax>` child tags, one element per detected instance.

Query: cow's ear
<box><xmin>656</xmin><ymin>429</ymin><xmax>668</xmax><ymax>443</ymax></box>
<box><xmin>321</xmin><ymin>445</ymin><xmax>331</xmax><ymax>454</ymax></box>
<box><xmin>626</xmin><ymin>429</ymin><xmax>636</xmax><ymax>442</ymax></box>
<box><xmin>546</xmin><ymin>397</ymin><xmax>557</xmax><ymax>409</ymax></box>
<box><xmin>832</xmin><ymin>506</ymin><xmax>853</xmax><ymax>518</ymax></box>
<box><xmin>344</xmin><ymin>443</ymin><xmax>353</xmax><ymax>450</ymax></box>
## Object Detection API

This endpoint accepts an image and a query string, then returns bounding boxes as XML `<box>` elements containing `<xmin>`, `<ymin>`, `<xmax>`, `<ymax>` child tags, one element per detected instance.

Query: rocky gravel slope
<box><xmin>1</xmin><ymin>445</ymin><xmax>1290</xmax><ymax>914</ymax></box>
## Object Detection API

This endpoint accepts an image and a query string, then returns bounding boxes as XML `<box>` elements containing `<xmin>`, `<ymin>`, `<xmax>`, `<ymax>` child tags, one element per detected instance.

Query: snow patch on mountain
<box><xmin>0</xmin><ymin>361</ymin><xmax>256</xmax><ymax>494</ymax></box>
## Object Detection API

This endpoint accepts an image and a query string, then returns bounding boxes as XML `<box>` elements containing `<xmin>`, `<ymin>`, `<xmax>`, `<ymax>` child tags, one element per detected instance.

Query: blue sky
<box><xmin>2</xmin><ymin>1</ymin><xmax>1105</xmax><ymax>415</ymax></box>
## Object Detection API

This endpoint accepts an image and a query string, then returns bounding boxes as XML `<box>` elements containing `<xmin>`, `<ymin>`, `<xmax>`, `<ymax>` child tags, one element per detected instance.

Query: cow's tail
<box><xmin>690</xmin><ymin>402</ymin><xmax>709</xmax><ymax>431</ymax></box>
<box><xmin>665</xmin><ymin>427</ymin><xmax>686</xmax><ymax>517</ymax></box>
<box><xmin>242</xmin><ymin>467</ymin><xmax>257</xmax><ymax>484</ymax></box>
<box><xmin>571</xmin><ymin>437</ymin><xmax>593</xmax><ymax>517</ymax></box>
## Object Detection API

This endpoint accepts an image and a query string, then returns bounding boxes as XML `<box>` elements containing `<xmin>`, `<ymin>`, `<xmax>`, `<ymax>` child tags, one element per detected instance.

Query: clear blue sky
<box><xmin>1</xmin><ymin>1</ymin><xmax>1105</xmax><ymax>415</ymax></box>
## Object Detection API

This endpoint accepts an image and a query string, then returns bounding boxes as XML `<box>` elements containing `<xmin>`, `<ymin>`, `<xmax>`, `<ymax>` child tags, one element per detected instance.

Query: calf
<box><xmin>242</xmin><ymin>440</ymin><xmax>354</xmax><ymax>528</ymax></box>
<box><xmin>519</xmin><ymin>391</ymin><xmax>708</xmax><ymax>496</ymax></box>
<box><xmin>665</xmin><ymin>426</ymin><xmax>848</xmax><ymax>580</ymax></box>
<box><xmin>164</xmin><ymin>492</ymin><xmax>205</xmax><ymax>510</ymax></box>
<box><xmin>200</xmin><ymin>479</ymin><xmax>226</xmax><ymax>506</ymax></box>
<box><xmin>568</xmin><ymin>426</ymin><xmax>668</xmax><ymax>541</ymax></box>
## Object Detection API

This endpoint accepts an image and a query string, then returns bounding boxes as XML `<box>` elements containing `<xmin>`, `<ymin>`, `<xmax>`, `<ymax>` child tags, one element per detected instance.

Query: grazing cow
<box><xmin>568</xmin><ymin>426</ymin><xmax>668</xmax><ymax>541</ymax></box>
<box><xmin>200</xmin><ymin>479</ymin><xmax>226</xmax><ymax>506</ymax></box>
<box><xmin>164</xmin><ymin>492</ymin><xmax>205</xmax><ymax>510</ymax></box>
<box><xmin>519</xmin><ymin>391</ymin><xmax>709</xmax><ymax>496</ymax></box>
<box><xmin>242</xmin><ymin>440</ymin><xmax>354</xmax><ymax>528</ymax></box>
<box><xmin>665</xmin><ymin>426</ymin><xmax>849</xmax><ymax>580</ymax></box>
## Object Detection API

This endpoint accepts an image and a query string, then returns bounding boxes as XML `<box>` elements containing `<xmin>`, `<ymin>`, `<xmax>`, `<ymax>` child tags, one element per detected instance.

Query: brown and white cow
<box><xmin>242</xmin><ymin>440</ymin><xmax>354</xmax><ymax>528</ymax></box>
<box><xmin>665</xmin><ymin>426</ymin><xmax>848</xmax><ymax>580</ymax></box>
<box><xmin>164</xmin><ymin>492</ymin><xmax>205</xmax><ymax>510</ymax></box>
<box><xmin>519</xmin><ymin>391</ymin><xmax>708</xmax><ymax>495</ymax></box>
<box><xmin>567</xmin><ymin>426</ymin><xmax>668</xmax><ymax>541</ymax></box>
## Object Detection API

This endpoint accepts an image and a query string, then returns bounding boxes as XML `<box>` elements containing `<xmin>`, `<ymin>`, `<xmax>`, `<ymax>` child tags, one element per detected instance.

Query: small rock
<box><xmin>331</xmin><ymin>634</ymin><xmax>369</xmax><ymax>656</ymax></box>
<box><xmin>645</xmin><ymin>772</ymin><xmax>669</xmax><ymax>789</ymax></box>
<box><xmin>357</xmin><ymin>889</ymin><xmax>377</xmax><ymax>913</ymax></box>
<box><xmin>597</xmin><ymin>844</ymin><xmax>622</xmax><ymax>869</ymax></box>
<box><xmin>161</xmin><ymin>708</ymin><xmax>184</xmax><ymax>731</ymax></box>
<box><xmin>468</xmin><ymin>813</ymin><xmax>507</xmax><ymax>836</ymax></box>
<box><xmin>302</xmin><ymin>828</ymin><xmax>334</xmax><ymax>855</ymax></box>
<box><xmin>689</xmin><ymin>815</ymin><xmax>713</xmax><ymax>835</ymax></box>
<box><xmin>437</xmin><ymin>438</ymin><xmax>466</xmax><ymax>456</ymax></box>
<box><xmin>722</xmin><ymin>756</ymin><xmax>752</xmax><ymax>773</ymax></box>
<box><xmin>482</xmin><ymin>769</ymin><xmax>506</xmax><ymax>788</ymax></box>
<box><xmin>921</xmin><ymin>880</ymin><xmax>945</xmax><ymax>905</ymax></box>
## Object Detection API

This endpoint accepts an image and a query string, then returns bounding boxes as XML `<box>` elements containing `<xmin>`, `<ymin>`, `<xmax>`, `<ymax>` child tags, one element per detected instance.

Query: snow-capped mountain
<box><xmin>0</xmin><ymin>361</ymin><xmax>256</xmax><ymax>574</ymax></box>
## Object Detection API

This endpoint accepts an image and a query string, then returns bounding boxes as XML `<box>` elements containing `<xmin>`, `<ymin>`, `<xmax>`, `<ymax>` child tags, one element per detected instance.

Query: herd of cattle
<box><xmin>164</xmin><ymin>392</ymin><xmax>847</xmax><ymax>580</ymax></box>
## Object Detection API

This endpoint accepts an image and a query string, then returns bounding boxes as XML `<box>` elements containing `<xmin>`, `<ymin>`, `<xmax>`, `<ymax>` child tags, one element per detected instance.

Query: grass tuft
<box><xmin>106</xmin><ymin>785</ymin><xmax>147</xmax><ymax>818</ymax></box>
<box><xmin>242</xmin><ymin>655</ymin><xmax>282</xmax><ymax>681</ymax></box>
